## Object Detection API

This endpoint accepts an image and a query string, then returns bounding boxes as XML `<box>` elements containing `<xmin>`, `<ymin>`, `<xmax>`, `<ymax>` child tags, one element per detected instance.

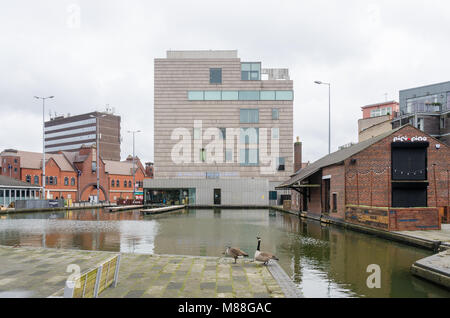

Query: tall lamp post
<box><xmin>127</xmin><ymin>130</ymin><xmax>141</xmax><ymax>199</ymax></box>
<box><xmin>314</xmin><ymin>81</ymin><xmax>331</xmax><ymax>154</ymax></box>
<box><xmin>89</xmin><ymin>113</ymin><xmax>106</xmax><ymax>203</ymax></box>
<box><xmin>34</xmin><ymin>95</ymin><xmax>54</xmax><ymax>199</ymax></box>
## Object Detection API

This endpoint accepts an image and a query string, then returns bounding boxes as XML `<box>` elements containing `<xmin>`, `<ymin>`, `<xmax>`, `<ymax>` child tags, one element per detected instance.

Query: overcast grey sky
<box><xmin>1</xmin><ymin>0</ymin><xmax>449</xmax><ymax>164</ymax></box>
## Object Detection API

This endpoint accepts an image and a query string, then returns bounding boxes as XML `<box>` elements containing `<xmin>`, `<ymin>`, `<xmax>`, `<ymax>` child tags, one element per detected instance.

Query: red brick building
<box><xmin>278</xmin><ymin>125</ymin><xmax>450</xmax><ymax>231</ymax></box>
<box><xmin>0</xmin><ymin>145</ymin><xmax>148</xmax><ymax>203</ymax></box>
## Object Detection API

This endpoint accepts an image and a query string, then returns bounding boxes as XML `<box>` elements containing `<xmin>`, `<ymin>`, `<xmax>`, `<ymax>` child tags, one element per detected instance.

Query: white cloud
<box><xmin>1</xmin><ymin>0</ymin><xmax>449</xmax><ymax>164</ymax></box>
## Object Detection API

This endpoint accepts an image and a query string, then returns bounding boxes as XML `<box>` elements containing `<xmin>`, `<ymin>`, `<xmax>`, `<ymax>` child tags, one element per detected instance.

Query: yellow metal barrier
<box><xmin>64</xmin><ymin>254</ymin><xmax>121</xmax><ymax>298</ymax></box>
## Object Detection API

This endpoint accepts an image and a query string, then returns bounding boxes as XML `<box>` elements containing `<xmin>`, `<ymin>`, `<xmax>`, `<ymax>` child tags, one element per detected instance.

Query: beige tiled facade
<box><xmin>153</xmin><ymin>50</ymin><xmax>293</xmax><ymax>184</ymax></box>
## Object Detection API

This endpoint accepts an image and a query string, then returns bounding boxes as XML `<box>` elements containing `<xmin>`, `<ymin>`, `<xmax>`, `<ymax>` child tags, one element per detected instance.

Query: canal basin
<box><xmin>0</xmin><ymin>208</ymin><xmax>449</xmax><ymax>298</ymax></box>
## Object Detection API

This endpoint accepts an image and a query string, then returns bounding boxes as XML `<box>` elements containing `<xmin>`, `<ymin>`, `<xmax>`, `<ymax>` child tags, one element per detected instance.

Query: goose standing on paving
<box><xmin>224</xmin><ymin>246</ymin><xmax>249</xmax><ymax>263</ymax></box>
<box><xmin>254</xmin><ymin>237</ymin><xmax>279</xmax><ymax>265</ymax></box>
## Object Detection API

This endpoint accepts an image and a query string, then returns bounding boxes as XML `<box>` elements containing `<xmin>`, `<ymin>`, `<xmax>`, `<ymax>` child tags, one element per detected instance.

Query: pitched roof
<box><xmin>104</xmin><ymin>160</ymin><xmax>142</xmax><ymax>176</ymax></box>
<box><xmin>277</xmin><ymin>125</ymin><xmax>405</xmax><ymax>189</ymax></box>
<box><xmin>0</xmin><ymin>150</ymin><xmax>75</xmax><ymax>172</ymax></box>
<box><xmin>0</xmin><ymin>175</ymin><xmax>41</xmax><ymax>188</ymax></box>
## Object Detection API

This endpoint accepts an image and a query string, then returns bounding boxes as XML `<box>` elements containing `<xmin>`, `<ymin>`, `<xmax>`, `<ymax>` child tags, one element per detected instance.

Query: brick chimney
<box><xmin>294</xmin><ymin>136</ymin><xmax>302</xmax><ymax>173</ymax></box>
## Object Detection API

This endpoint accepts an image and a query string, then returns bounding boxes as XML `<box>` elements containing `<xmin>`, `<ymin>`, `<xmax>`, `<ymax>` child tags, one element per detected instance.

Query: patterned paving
<box><xmin>0</xmin><ymin>246</ymin><xmax>289</xmax><ymax>298</ymax></box>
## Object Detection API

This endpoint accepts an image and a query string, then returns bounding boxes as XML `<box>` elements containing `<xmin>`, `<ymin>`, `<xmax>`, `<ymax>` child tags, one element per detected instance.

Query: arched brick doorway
<box><xmin>79</xmin><ymin>183</ymin><xmax>108</xmax><ymax>202</ymax></box>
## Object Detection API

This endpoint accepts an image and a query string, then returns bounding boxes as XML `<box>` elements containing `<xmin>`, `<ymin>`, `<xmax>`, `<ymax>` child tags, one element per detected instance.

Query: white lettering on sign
<box><xmin>393</xmin><ymin>136</ymin><xmax>427</xmax><ymax>142</ymax></box>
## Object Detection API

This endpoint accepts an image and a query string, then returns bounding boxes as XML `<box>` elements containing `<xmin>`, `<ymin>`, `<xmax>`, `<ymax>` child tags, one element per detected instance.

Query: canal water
<box><xmin>0</xmin><ymin>208</ymin><xmax>448</xmax><ymax>298</ymax></box>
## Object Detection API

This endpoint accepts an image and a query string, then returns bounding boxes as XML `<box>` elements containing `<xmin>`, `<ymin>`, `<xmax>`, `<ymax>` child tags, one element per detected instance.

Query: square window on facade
<box><xmin>210</xmin><ymin>68</ymin><xmax>222</xmax><ymax>84</ymax></box>
<box><xmin>272</xmin><ymin>108</ymin><xmax>279</xmax><ymax>120</ymax></box>
<box><xmin>277</xmin><ymin>157</ymin><xmax>285</xmax><ymax>171</ymax></box>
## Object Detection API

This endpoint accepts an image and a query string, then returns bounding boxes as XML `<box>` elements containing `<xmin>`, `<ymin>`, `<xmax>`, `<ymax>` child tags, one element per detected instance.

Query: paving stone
<box><xmin>124</xmin><ymin>290</ymin><xmax>145</xmax><ymax>298</ymax></box>
<box><xmin>167</xmin><ymin>282</ymin><xmax>183</xmax><ymax>290</ymax></box>
<box><xmin>253</xmin><ymin>292</ymin><xmax>271</xmax><ymax>298</ymax></box>
<box><xmin>30</xmin><ymin>270</ymin><xmax>50</xmax><ymax>276</ymax></box>
<box><xmin>128</xmin><ymin>273</ymin><xmax>143</xmax><ymax>279</ymax></box>
<box><xmin>2</xmin><ymin>270</ymin><xmax>23</xmax><ymax>276</ymax></box>
<box><xmin>200</xmin><ymin>282</ymin><xmax>216</xmax><ymax>290</ymax></box>
<box><xmin>217</xmin><ymin>285</ymin><xmax>233</xmax><ymax>293</ymax></box>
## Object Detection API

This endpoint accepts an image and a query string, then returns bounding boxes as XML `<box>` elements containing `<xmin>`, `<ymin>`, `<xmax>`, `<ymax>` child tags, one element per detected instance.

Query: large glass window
<box><xmin>239</xmin><ymin>91</ymin><xmax>260</xmax><ymax>100</ymax></box>
<box><xmin>188</xmin><ymin>91</ymin><xmax>204</xmax><ymax>100</ymax></box>
<box><xmin>239</xmin><ymin>149</ymin><xmax>259</xmax><ymax>165</ymax></box>
<box><xmin>272</xmin><ymin>128</ymin><xmax>279</xmax><ymax>139</ymax></box>
<box><xmin>261</xmin><ymin>91</ymin><xmax>275</xmax><ymax>100</ymax></box>
<box><xmin>240</xmin><ymin>128</ymin><xmax>259</xmax><ymax>144</ymax></box>
<box><xmin>204</xmin><ymin>91</ymin><xmax>221</xmax><ymax>100</ymax></box>
<box><xmin>194</xmin><ymin>128</ymin><xmax>201</xmax><ymax>140</ymax></box>
<box><xmin>34</xmin><ymin>176</ymin><xmax>39</xmax><ymax>185</ymax></box>
<box><xmin>187</xmin><ymin>90</ymin><xmax>293</xmax><ymax>101</ymax></box>
<box><xmin>210</xmin><ymin>68</ymin><xmax>222</xmax><ymax>84</ymax></box>
<box><xmin>240</xmin><ymin>109</ymin><xmax>259</xmax><ymax>123</ymax></box>
<box><xmin>26</xmin><ymin>175</ymin><xmax>31</xmax><ymax>183</ymax></box>
<box><xmin>222</xmin><ymin>91</ymin><xmax>239</xmax><ymax>100</ymax></box>
<box><xmin>406</xmin><ymin>94</ymin><xmax>439</xmax><ymax>114</ymax></box>
<box><xmin>71</xmin><ymin>177</ymin><xmax>76</xmax><ymax>186</ymax></box>
<box><xmin>111</xmin><ymin>179</ymin><xmax>115</xmax><ymax>187</ymax></box>
<box><xmin>64</xmin><ymin>177</ymin><xmax>69</xmax><ymax>186</ymax></box>
<box><xmin>276</xmin><ymin>91</ymin><xmax>294</xmax><ymax>100</ymax></box>
<box><xmin>370</xmin><ymin>107</ymin><xmax>392</xmax><ymax>118</ymax></box>
<box><xmin>241</xmin><ymin>62</ymin><xmax>261</xmax><ymax>81</ymax></box>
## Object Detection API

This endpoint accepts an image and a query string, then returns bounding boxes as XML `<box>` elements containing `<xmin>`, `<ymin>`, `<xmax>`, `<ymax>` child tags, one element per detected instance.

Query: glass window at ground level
<box><xmin>209</xmin><ymin>68</ymin><xmax>222</xmax><ymax>84</ymax></box>
<box><xmin>269</xmin><ymin>191</ymin><xmax>277</xmax><ymax>200</ymax></box>
<box><xmin>225</xmin><ymin>149</ymin><xmax>233</xmax><ymax>162</ymax></box>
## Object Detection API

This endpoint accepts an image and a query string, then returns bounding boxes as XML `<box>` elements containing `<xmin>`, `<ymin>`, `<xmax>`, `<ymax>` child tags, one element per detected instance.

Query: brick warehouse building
<box><xmin>277</xmin><ymin>125</ymin><xmax>450</xmax><ymax>231</ymax></box>
<box><xmin>0</xmin><ymin>146</ymin><xmax>148</xmax><ymax>202</ymax></box>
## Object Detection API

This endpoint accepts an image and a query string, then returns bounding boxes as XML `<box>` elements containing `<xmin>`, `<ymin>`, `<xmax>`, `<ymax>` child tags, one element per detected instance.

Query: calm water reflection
<box><xmin>0</xmin><ymin>208</ymin><xmax>448</xmax><ymax>298</ymax></box>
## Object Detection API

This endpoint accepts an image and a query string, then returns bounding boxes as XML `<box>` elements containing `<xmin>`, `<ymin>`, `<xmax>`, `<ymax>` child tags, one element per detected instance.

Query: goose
<box><xmin>254</xmin><ymin>237</ymin><xmax>279</xmax><ymax>265</ymax></box>
<box><xmin>224</xmin><ymin>246</ymin><xmax>249</xmax><ymax>263</ymax></box>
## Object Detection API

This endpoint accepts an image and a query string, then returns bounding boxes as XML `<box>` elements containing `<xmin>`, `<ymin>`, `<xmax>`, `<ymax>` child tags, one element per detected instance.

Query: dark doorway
<box><xmin>302</xmin><ymin>189</ymin><xmax>308</xmax><ymax>212</ymax></box>
<box><xmin>214</xmin><ymin>188</ymin><xmax>221</xmax><ymax>205</ymax></box>
<box><xmin>324</xmin><ymin>179</ymin><xmax>331</xmax><ymax>214</ymax></box>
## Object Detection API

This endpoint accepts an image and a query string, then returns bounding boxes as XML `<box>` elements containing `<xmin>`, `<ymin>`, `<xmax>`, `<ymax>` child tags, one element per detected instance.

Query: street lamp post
<box><xmin>314</xmin><ymin>81</ymin><xmax>331</xmax><ymax>154</ymax></box>
<box><xmin>34</xmin><ymin>95</ymin><xmax>54</xmax><ymax>199</ymax></box>
<box><xmin>89</xmin><ymin>113</ymin><xmax>106</xmax><ymax>204</ymax></box>
<box><xmin>127</xmin><ymin>130</ymin><xmax>141</xmax><ymax>199</ymax></box>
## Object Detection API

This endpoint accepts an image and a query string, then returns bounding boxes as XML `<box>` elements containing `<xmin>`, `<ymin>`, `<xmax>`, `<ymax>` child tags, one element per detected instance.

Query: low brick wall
<box><xmin>389</xmin><ymin>208</ymin><xmax>440</xmax><ymax>231</ymax></box>
<box><xmin>345</xmin><ymin>205</ymin><xmax>441</xmax><ymax>231</ymax></box>
<box><xmin>345</xmin><ymin>206</ymin><xmax>389</xmax><ymax>230</ymax></box>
